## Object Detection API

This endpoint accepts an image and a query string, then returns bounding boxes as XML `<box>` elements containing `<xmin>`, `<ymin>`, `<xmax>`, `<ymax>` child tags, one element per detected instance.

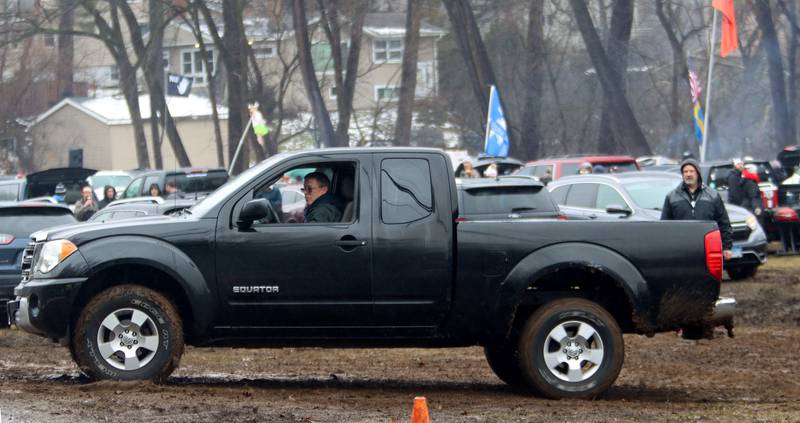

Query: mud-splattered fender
<box><xmin>492</xmin><ymin>242</ymin><xmax>652</xmax><ymax>339</ymax></box>
<box><xmin>77</xmin><ymin>236</ymin><xmax>215</xmax><ymax>336</ymax></box>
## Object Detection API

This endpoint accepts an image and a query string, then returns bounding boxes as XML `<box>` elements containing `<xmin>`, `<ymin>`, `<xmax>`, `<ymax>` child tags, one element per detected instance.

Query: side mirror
<box><xmin>237</xmin><ymin>199</ymin><xmax>269</xmax><ymax>229</ymax></box>
<box><xmin>606</xmin><ymin>204</ymin><xmax>632</xmax><ymax>216</ymax></box>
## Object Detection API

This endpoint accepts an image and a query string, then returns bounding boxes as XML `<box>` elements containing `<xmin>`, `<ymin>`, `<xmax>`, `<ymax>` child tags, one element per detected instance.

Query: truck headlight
<box><xmin>745</xmin><ymin>216</ymin><xmax>758</xmax><ymax>231</ymax></box>
<box><xmin>37</xmin><ymin>240</ymin><xmax>78</xmax><ymax>274</ymax></box>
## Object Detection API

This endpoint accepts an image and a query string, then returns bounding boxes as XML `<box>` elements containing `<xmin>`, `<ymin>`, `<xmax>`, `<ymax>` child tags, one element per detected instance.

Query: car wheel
<box><xmin>726</xmin><ymin>265</ymin><xmax>758</xmax><ymax>280</ymax></box>
<box><xmin>517</xmin><ymin>298</ymin><xmax>624</xmax><ymax>399</ymax></box>
<box><xmin>72</xmin><ymin>285</ymin><xmax>184</xmax><ymax>382</ymax></box>
<box><xmin>484</xmin><ymin>340</ymin><xmax>529</xmax><ymax>389</ymax></box>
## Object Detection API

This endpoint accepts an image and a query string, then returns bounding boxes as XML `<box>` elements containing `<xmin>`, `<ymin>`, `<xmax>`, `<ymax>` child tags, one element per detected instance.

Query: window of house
<box><xmin>181</xmin><ymin>49</ymin><xmax>215</xmax><ymax>85</ymax></box>
<box><xmin>311</xmin><ymin>42</ymin><xmax>348</xmax><ymax>73</ymax></box>
<box><xmin>109</xmin><ymin>65</ymin><xmax>119</xmax><ymax>81</ymax></box>
<box><xmin>43</xmin><ymin>33</ymin><xmax>55</xmax><ymax>47</ymax></box>
<box><xmin>381</xmin><ymin>158</ymin><xmax>433</xmax><ymax>224</ymax></box>
<box><xmin>254</xmin><ymin>45</ymin><xmax>275</xmax><ymax>58</ymax></box>
<box><xmin>373</xmin><ymin>39</ymin><xmax>403</xmax><ymax>63</ymax></box>
<box><xmin>162</xmin><ymin>51</ymin><xmax>170</xmax><ymax>70</ymax></box>
<box><xmin>329</xmin><ymin>86</ymin><xmax>338</xmax><ymax>100</ymax></box>
<box><xmin>375</xmin><ymin>86</ymin><xmax>399</xmax><ymax>102</ymax></box>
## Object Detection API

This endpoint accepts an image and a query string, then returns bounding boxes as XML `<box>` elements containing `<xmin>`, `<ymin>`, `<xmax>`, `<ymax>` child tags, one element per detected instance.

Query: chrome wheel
<box><xmin>542</xmin><ymin>320</ymin><xmax>604</xmax><ymax>383</ymax></box>
<box><xmin>96</xmin><ymin>308</ymin><xmax>160</xmax><ymax>371</ymax></box>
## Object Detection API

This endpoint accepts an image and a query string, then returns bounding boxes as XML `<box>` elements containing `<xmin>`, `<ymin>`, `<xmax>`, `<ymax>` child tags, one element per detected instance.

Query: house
<box><xmin>26</xmin><ymin>95</ymin><xmax>228</xmax><ymax>170</ymax></box>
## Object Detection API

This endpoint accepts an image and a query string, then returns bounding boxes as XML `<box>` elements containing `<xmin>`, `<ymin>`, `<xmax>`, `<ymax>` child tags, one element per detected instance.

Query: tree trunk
<box><xmin>394</xmin><ymin>0</ymin><xmax>423</xmax><ymax>146</ymax></box>
<box><xmin>119</xmin><ymin>61</ymin><xmax>150</xmax><ymax>169</ymax></box>
<box><xmin>442</xmin><ymin>0</ymin><xmax>519</xmax><ymax>156</ymax></box>
<box><xmin>521</xmin><ymin>0</ymin><xmax>544</xmax><ymax>160</ymax></box>
<box><xmin>335</xmin><ymin>2</ymin><xmax>367</xmax><ymax>146</ymax></box>
<box><xmin>148</xmin><ymin>0</ymin><xmax>164</xmax><ymax>169</ymax></box>
<box><xmin>293</xmin><ymin>0</ymin><xmax>336</xmax><ymax>148</ymax></box>
<box><xmin>56</xmin><ymin>0</ymin><xmax>74</xmax><ymax>99</ymax></box>
<box><xmin>596</xmin><ymin>0</ymin><xmax>634</xmax><ymax>154</ymax></box>
<box><xmin>223</xmin><ymin>0</ymin><xmax>249</xmax><ymax>172</ymax></box>
<box><xmin>753</xmin><ymin>0</ymin><xmax>795</xmax><ymax>149</ymax></box>
<box><xmin>568</xmin><ymin>0</ymin><xmax>651</xmax><ymax>156</ymax></box>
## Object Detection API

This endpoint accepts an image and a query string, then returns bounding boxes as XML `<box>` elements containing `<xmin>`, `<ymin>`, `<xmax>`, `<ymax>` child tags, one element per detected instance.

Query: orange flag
<box><xmin>712</xmin><ymin>0</ymin><xmax>738</xmax><ymax>57</ymax></box>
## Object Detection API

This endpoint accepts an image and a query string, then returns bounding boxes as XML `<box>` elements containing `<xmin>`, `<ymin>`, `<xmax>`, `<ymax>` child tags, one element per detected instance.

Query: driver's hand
<box><xmin>723</xmin><ymin>250</ymin><xmax>733</xmax><ymax>260</ymax></box>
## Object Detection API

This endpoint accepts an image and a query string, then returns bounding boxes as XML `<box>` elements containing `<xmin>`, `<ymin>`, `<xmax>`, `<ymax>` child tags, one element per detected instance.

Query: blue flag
<box><xmin>167</xmin><ymin>73</ymin><xmax>193</xmax><ymax>96</ymax></box>
<box><xmin>693</xmin><ymin>102</ymin><xmax>705</xmax><ymax>144</ymax></box>
<box><xmin>483</xmin><ymin>85</ymin><xmax>509</xmax><ymax>157</ymax></box>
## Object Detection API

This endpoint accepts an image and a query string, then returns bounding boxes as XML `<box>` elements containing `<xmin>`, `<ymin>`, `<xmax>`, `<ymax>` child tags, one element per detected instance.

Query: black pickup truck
<box><xmin>8</xmin><ymin>148</ymin><xmax>733</xmax><ymax>399</ymax></box>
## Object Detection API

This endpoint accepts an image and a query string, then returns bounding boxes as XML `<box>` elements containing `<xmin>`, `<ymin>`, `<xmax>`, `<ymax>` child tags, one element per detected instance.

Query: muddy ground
<box><xmin>1</xmin><ymin>257</ymin><xmax>799</xmax><ymax>422</ymax></box>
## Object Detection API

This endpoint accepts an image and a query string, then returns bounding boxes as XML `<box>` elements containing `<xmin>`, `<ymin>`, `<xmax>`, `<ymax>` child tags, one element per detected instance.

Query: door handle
<box><xmin>588</xmin><ymin>214</ymin><xmax>598</xmax><ymax>219</ymax></box>
<box><xmin>335</xmin><ymin>240</ymin><xmax>367</xmax><ymax>247</ymax></box>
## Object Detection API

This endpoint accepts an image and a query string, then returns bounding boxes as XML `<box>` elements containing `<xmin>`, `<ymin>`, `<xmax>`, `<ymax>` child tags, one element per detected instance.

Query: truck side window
<box><xmin>381</xmin><ymin>158</ymin><xmax>433</xmax><ymax>224</ymax></box>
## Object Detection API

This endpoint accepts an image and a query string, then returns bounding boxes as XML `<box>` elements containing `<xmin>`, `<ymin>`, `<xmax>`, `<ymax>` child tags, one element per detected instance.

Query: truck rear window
<box><xmin>462</xmin><ymin>186</ymin><xmax>557</xmax><ymax>216</ymax></box>
<box><xmin>167</xmin><ymin>171</ymin><xmax>229</xmax><ymax>194</ymax></box>
<box><xmin>0</xmin><ymin>208</ymin><xmax>76</xmax><ymax>238</ymax></box>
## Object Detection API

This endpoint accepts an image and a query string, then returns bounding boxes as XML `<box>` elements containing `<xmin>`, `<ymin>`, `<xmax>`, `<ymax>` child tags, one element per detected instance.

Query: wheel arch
<box><xmin>492</xmin><ymin>242</ymin><xmax>654</xmax><ymax>340</ymax></box>
<box><xmin>72</xmin><ymin>236</ymin><xmax>216</xmax><ymax>342</ymax></box>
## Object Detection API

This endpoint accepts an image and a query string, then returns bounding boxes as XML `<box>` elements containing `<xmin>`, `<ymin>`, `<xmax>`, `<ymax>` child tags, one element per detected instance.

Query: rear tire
<box><xmin>72</xmin><ymin>285</ymin><xmax>184</xmax><ymax>382</ymax></box>
<box><xmin>726</xmin><ymin>265</ymin><xmax>758</xmax><ymax>280</ymax></box>
<box><xmin>484</xmin><ymin>341</ymin><xmax>529</xmax><ymax>389</ymax></box>
<box><xmin>517</xmin><ymin>298</ymin><xmax>624</xmax><ymax>399</ymax></box>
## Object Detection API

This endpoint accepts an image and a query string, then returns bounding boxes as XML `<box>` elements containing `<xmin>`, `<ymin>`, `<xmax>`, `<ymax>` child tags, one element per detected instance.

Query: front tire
<box><xmin>517</xmin><ymin>298</ymin><xmax>624</xmax><ymax>399</ymax></box>
<box><xmin>72</xmin><ymin>285</ymin><xmax>184</xmax><ymax>382</ymax></box>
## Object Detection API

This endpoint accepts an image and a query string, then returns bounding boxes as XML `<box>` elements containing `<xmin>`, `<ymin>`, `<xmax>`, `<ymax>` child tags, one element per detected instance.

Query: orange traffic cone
<box><xmin>411</xmin><ymin>396</ymin><xmax>430</xmax><ymax>423</ymax></box>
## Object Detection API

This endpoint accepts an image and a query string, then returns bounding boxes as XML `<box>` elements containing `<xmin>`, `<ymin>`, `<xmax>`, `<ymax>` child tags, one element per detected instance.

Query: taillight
<box><xmin>455</xmin><ymin>217</ymin><xmax>467</xmax><ymax>223</ymax></box>
<box><xmin>774</xmin><ymin>207</ymin><xmax>799</xmax><ymax>222</ymax></box>
<box><xmin>705</xmin><ymin>230</ymin><xmax>723</xmax><ymax>281</ymax></box>
<box><xmin>0</xmin><ymin>234</ymin><xmax>14</xmax><ymax>245</ymax></box>
<box><xmin>557</xmin><ymin>214</ymin><xmax>568</xmax><ymax>221</ymax></box>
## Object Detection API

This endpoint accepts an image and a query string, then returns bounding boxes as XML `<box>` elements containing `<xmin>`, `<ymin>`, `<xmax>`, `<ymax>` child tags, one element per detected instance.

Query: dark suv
<box><xmin>120</xmin><ymin>168</ymin><xmax>228</xmax><ymax>200</ymax></box>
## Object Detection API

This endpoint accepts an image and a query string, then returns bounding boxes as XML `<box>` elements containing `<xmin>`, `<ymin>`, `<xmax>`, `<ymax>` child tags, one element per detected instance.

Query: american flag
<box><xmin>688</xmin><ymin>70</ymin><xmax>702</xmax><ymax>105</ymax></box>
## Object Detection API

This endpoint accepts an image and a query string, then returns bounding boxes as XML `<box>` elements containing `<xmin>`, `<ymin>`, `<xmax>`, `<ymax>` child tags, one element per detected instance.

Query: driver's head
<box><xmin>303</xmin><ymin>172</ymin><xmax>330</xmax><ymax>206</ymax></box>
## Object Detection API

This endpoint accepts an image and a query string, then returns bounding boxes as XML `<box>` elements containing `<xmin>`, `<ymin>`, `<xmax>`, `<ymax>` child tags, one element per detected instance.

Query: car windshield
<box><xmin>89</xmin><ymin>175</ymin><xmax>132</xmax><ymax>188</ymax></box>
<box><xmin>622</xmin><ymin>179</ymin><xmax>678</xmax><ymax>210</ymax></box>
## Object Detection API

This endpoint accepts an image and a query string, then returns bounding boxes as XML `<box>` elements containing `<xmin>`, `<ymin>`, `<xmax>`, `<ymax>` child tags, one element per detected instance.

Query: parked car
<box><xmin>87</xmin><ymin>197</ymin><xmax>196</xmax><ymax>223</ymax></box>
<box><xmin>548</xmin><ymin>171</ymin><xmax>767</xmax><ymax>280</ymax></box>
<box><xmin>457</xmin><ymin>176</ymin><xmax>561</xmax><ymax>220</ymax></box>
<box><xmin>0</xmin><ymin>202</ymin><xmax>76</xmax><ymax>325</ymax></box>
<box><xmin>0</xmin><ymin>168</ymin><xmax>96</xmax><ymax>204</ymax></box>
<box><xmin>517</xmin><ymin>155</ymin><xmax>639</xmax><ymax>181</ymax></box>
<box><xmin>9</xmin><ymin>147</ymin><xmax>733</xmax><ymax>399</ymax></box>
<box><xmin>453</xmin><ymin>156</ymin><xmax>524</xmax><ymax>178</ymax></box>
<box><xmin>120</xmin><ymin>168</ymin><xmax>229</xmax><ymax>200</ymax></box>
<box><xmin>636</xmin><ymin>156</ymin><xmax>678</xmax><ymax>168</ymax></box>
<box><xmin>86</xmin><ymin>171</ymin><xmax>134</xmax><ymax>200</ymax></box>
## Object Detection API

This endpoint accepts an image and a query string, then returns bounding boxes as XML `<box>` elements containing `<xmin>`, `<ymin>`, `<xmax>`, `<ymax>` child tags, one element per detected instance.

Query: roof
<box><xmin>362</xmin><ymin>13</ymin><xmax>446</xmax><ymax>38</ymax></box>
<box><xmin>457</xmin><ymin>176</ymin><xmax>543</xmax><ymax>189</ymax></box>
<box><xmin>527</xmin><ymin>155</ymin><xmax>638</xmax><ymax>165</ymax></box>
<box><xmin>30</xmin><ymin>95</ymin><xmax>229</xmax><ymax>127</ymax></box>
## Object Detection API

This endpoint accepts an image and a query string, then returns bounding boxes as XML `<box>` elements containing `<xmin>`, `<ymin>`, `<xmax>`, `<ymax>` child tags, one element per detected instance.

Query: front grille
<box><xmin>731</xmin><ymin>224</ymin><xmax>751</xmax><ymax>242</ymax></box>
<box><xmin>20</xmin><ymin>242</ymin><xmax>36</xmax><ymax>282</ymax></box>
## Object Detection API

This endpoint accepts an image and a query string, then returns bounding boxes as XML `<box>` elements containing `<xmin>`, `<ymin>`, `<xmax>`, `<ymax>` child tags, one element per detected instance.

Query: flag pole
<box><xmin>701</xmin><ymin>8</ymin><xmax>718</xmax><ymax>163</ymax></box>
<box><xmin>483</xmin><ymin>85</ymin><xmax>494</xmax><ymax>155</ymax></box>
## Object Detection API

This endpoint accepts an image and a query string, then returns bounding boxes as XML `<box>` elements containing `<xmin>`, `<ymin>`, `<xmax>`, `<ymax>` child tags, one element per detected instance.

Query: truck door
<box><xmin>215</xmin><ymin>155</ymin><xmax>373</xmax><ymax>328</ymax></box>
<box><xmin>371</xmin><ymin>153</ymin><xmax>454</xmax><ymax>326</ymax></box>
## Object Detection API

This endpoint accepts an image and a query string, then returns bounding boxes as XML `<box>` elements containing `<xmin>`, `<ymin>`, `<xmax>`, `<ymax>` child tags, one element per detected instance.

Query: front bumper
<box><xmin>728</xmin><ymin>236</ymin><xmax>768</xmax><ymax>267</ymax></box>
<box><xmin>9</xmin><ymin>277</ymin><xmax>87</xmax><ymax>340</ymax></box>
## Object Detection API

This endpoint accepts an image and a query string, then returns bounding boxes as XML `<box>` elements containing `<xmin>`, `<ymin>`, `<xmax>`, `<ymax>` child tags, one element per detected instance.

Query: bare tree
<box><xmin>293</xmin><ymin>0</ymin><xmax>336</xmax><ymax>148</ymax></box>
<box><xmin>394</xmin><ymin>0</ymin><xmax>422</xmax><ymax>146</ymax></box>
<box><xmin>568</xmin><ymin>0</ymin><xmax>651</xmax><ymax>156</ymax></box>
<box><xmin>521</xmin><ymin>0</ymin><xmax>544</xmax><ymax>159</ymax></box>
<box><xmin>56</xmin><ymin>0</ymin><xmax>74</xmax><ymax>98</ymax></box>
<box><xmin>596</xmin><ymin>0</ymin><xmax>634</xmax><ymax>154</ymax></box>
<box><xmin>753</xmin><ymin>0</ymin><xmax>795</xmax><ymax>149</ymax></box>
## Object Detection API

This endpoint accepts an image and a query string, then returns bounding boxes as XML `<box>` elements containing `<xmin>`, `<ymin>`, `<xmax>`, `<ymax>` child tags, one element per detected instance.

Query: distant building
<box><xmin>27</xmin><ymin>95</ymin><xmax>228</xmax><ymax>170</ymax></box>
